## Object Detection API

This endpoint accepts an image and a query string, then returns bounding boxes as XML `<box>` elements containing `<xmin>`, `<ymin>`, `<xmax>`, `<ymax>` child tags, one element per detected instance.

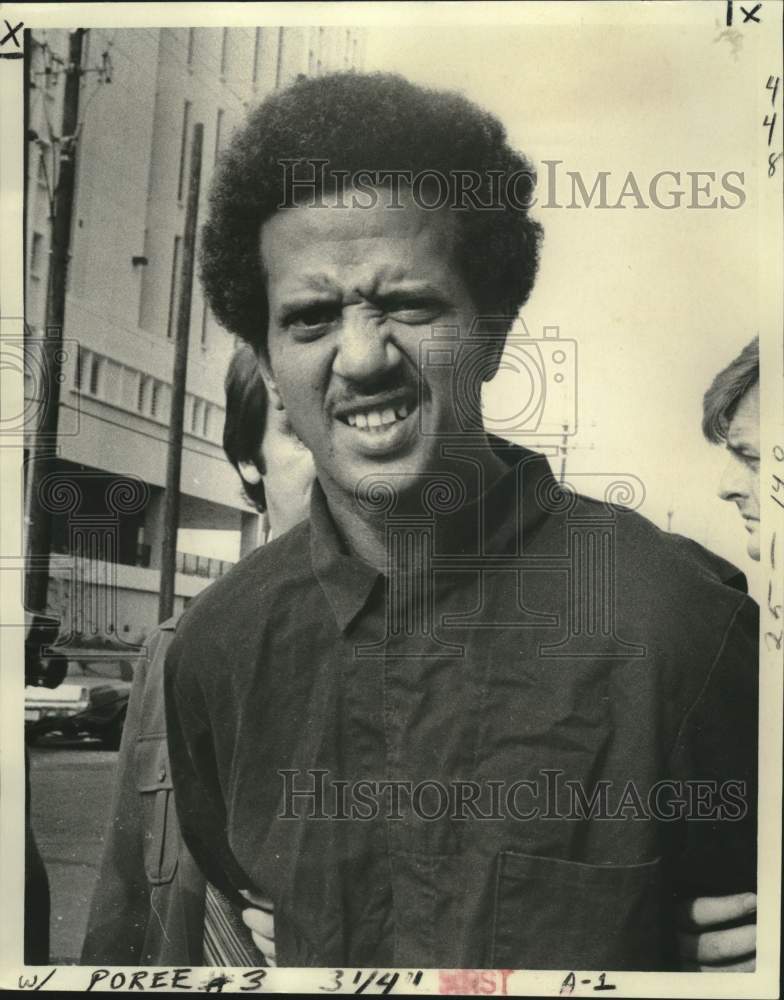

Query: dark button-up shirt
<box><xmin>165</xmin><ymin>443</ymin><xmax>757</xmax><ymax>970</ymax></box>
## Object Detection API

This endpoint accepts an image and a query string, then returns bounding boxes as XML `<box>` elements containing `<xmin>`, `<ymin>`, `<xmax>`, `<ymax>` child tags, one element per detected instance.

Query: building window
<box><xmin>30</xmin><ymin>231</ymin><xmax>45</xmax><ymax>277</ymax></box>
<box><xmin>136</xmin><ymin>375</ymin><xmax>164</xmax><ymax>419</ymax></box>
<box><xmin>74</xmin><ymin>345</ymin><xmax>84</xmax><ymax>389</ymax></box>
<box><xmin>220</xmin><ymin>28</ymin><xmax>229</xmax><ymax>76</ymax></box>
<box><xmin>187</xmin><ymin>28</ymin><xmax>195</xmax><ymax>66</ymax></box>
<box><xmin>88</xmin><ymin>354</ymin><xmax>103</xmax><ymax>396</ymax></box>
<box><xmin>252</xmin><ymin>27</ymin><xmax>262</xmax><ymax>83</ymax></box>
<box><xmin>214</xmin><ymin>108</ymin><xmax>224</xmax><ymax>165</ymax></box>
<box><xmin>137</xmin><ymin>228</ymin><xmax>152</xmax><ymax>331</ymax></box>
<box><xmin>202</xmin><ymin>402</ymin><xmax>210</xmax><ymax>439</ymax></box>
<box><xmin>161</xmin><ymin>384</ymin><xmax>171</xmax><ymax>422</ymax></box>
<box><xmin>167</xmin><ymin>236</ymin><xmax>182</xmax><ymax>339</ymax></box>
<box><xmin>191</xmin><ymin>397</ymin><xmax>203</xmax><ymax>434</ymax></box>
<box><xmin>177</xmin><ymin>100</ymin><xmax>192</xmax><ymax>201</ymax></box>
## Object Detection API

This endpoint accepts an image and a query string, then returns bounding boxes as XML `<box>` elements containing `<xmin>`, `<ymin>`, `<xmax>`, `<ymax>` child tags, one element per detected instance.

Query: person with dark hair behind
<box><xmin>81</xmin><ymin>346</ymin><xmax>314</xmax><ymax>965</ymax></box>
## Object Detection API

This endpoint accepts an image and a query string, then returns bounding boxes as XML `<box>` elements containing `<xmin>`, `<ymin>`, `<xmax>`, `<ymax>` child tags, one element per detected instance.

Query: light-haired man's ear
<box><xmin>255</xmin><ymin>350</ymin><xmax>285</xmax><ymax>411</ymax></box>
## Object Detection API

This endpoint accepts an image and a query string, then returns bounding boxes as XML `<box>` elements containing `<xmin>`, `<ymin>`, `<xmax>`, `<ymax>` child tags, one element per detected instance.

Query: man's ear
<box><xmin>238</xmin><ymin>461</ymin><xmax>263</xmax><ymax>485</ymax></box>
<box><xmin>256</xmin><ymin>347</ymin><xmax>285</xmax><ymax>411</ymax></box>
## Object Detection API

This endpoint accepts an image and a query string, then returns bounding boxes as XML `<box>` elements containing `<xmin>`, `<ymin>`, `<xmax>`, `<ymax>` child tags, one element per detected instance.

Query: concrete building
<box><xmin>24</xmin><ymin>26</ymin><xmax>366</xmax><ymax>645</ymax></box>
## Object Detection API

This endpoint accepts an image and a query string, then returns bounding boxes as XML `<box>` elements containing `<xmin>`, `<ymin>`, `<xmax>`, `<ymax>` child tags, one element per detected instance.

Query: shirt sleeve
<box><xmin>163</xmin><ymin>631</ymin><xmax>251</xmax><ymax>909</ymax></box>
<box><xmin>667</xmin><ymin>593</ymin><xmax>758</xmax><ymax>898</ymax></box>
<box><xmin>80</xmin><ymin>640</ymin><xmax>153</xmax><ymax>964</ymax></box>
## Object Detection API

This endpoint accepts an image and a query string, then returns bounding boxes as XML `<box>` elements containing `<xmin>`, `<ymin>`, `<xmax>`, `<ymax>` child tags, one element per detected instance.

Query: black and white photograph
<box><xmin>0</xmin><ymin>2</ymin><xmax>782</xmax><ymax>995</ymax></box>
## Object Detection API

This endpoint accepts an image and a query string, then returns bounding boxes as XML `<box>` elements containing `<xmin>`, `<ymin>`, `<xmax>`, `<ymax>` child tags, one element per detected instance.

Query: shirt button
<box><xmin>158</xmin><ymin>765</ymin><xmax>167</xmax><ymax>782</ymax></box>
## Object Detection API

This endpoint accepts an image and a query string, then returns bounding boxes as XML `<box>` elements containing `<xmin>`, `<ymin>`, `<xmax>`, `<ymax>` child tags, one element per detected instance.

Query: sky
<box><xmin>180</xmin><ymin>3</ymin><xmax>775</xmax><ymax>600</ymax></box>
<box><xmin>357</xmin><ymin>7</ymin><xmax>770</xmax><ymax>596</ymax></box>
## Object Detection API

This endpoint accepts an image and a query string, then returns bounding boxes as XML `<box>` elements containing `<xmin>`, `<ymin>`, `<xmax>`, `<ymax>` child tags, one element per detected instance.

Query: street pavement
<box><xmin>29</xmin><ymin>741</ymin><xmax>118</xmax><ymax>964</ymax></box>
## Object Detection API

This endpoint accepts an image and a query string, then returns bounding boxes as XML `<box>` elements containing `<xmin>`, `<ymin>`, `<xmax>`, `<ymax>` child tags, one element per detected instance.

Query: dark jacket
<box><xmin>165</xmin><ymin>447</ymin><xmax>758</xmax><ymax>970</ymax></box>
<box><xmin>81</xmin><ymin>619</ymin><xmax>207</xmax><ymax>965</ymax></box>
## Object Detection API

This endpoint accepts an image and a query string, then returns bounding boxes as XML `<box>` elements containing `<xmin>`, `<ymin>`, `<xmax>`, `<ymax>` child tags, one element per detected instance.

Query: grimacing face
<box><xmin>258</xmin><ymin>188</ymin><xmax>493</xmax><ymax>504</ymax></box>
<box><xmin>718</xmin><ymin>382</ymin><xmax>760</xmax><ymax>561</ymax></box>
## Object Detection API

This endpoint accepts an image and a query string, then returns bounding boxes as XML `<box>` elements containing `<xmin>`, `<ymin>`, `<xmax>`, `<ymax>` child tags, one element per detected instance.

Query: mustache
<box><xmin>329</xmin><ymin>366</ymin><xmax>425</xmax><ymax>410</ymax></box>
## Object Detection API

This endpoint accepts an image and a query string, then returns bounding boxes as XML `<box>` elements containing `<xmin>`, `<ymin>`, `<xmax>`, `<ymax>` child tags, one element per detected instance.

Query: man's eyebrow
<box><xmin>275</xmin><ymin>274</ymin><xmax>343</xmax><ymax>298</ymax></box>
<box><xmin>374</xmin><ymin>283</ymin><xmax>447</xmax><ymax>300</ymax></box>
<box><xmin>278</xmin><ymin>274</ymin><xmax>450</xmax><ymax>306</ymax></box>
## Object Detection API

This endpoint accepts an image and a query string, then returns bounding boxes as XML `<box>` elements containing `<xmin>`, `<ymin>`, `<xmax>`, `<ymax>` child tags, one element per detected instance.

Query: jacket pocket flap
<box><xmin>135</xmin><ymin>736</ymin><xmax>173</xmax><ymax>792</ymax></box>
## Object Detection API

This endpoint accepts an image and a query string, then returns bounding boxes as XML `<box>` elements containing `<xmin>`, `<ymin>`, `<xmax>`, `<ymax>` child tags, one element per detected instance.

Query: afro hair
<box><xmin>200</xmin><ymin>71</ymin><xmax>544</xmax><ymax>352</ymax></box>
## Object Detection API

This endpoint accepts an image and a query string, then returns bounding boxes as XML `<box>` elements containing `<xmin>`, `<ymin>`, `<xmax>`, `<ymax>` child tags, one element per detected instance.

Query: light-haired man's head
<box><xmin>702</xmin><ymin>336</ymin><xmax>760</xmax><ymax>560</ymax></box>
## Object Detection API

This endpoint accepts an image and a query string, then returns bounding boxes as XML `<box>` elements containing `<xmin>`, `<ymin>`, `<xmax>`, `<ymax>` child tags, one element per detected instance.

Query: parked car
<box><xmin>25</xmin><ymin>656</ymin><xmax>133</xmax><ymax>750</ymax></box>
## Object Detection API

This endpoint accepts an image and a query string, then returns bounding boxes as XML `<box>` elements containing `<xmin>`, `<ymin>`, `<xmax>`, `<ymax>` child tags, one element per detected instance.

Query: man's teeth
<box><xmin>346</xmin><ymin>403</ymin><xmax>410</xmax><ymax>430</ymax></box>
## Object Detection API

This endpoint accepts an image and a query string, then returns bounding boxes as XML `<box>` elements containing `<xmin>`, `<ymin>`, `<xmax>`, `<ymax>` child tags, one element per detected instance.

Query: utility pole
<box><xmin>558</xmin><ymin>423</ymin><xmax>569</xmax><ymax>484</ymax></box>
<box><xmin>159</xmin><ymin>123</ymin><xmax>204</xmax><ymax>622</ymax></box>
<box><xmin>556</xmin><ymin>421</ymin><xmax>596</xmax><ymax>486</ymax></box>
<box><xmin>24</xmin><ymin>28</ymin><xmax>86</xmax><ymax>620</ymax></box>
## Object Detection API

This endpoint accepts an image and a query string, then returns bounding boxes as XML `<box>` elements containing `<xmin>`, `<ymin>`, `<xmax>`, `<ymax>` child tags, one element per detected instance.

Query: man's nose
<box><xmin>332</xmin><ymin>310</ymin><xmax>401</xmax><ymax>382</ymax></box>
<box><xmin>718</xmin><ymin>458</ymin><xmax>747</xmax><ymax>502</ymax></box>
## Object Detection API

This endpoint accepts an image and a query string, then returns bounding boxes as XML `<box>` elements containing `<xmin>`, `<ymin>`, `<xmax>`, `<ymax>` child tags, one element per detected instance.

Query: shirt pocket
<box><xmin>135</xmin><ymin>736</ymin><xmax>179</xmax><ymax>886</ymax></box>
<box><xmin>490</xmin><ymin>851</ymin><xmax>665</xmax><ymax>970</ymax></box>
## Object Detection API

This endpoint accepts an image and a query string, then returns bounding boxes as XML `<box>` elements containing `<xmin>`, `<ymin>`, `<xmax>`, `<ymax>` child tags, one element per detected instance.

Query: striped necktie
<box><xmin>202</xmin><ymin>883</ymin><xmax>265</xmax><ymax>966</ymax></box>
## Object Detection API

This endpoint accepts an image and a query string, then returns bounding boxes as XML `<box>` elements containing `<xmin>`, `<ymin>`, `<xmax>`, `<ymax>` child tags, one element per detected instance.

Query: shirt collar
<box><xmin>309</xmin><ymin>439</ymin><xmax>559</xmax><ymax>633</ymax></box>
<box><xmin>476</xmin><ymin>436</ymin><xmax>559</xmax><ymax>553</ymax></box>
<box><xmin>309</xmin><ymin>480</ymin><xmax>382</xmax><ymax>633</ymax></box>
